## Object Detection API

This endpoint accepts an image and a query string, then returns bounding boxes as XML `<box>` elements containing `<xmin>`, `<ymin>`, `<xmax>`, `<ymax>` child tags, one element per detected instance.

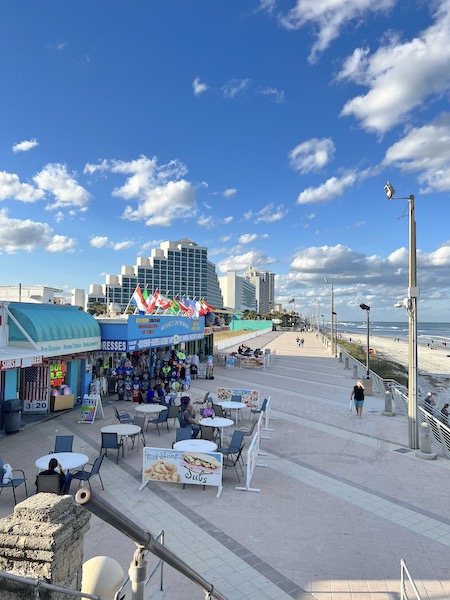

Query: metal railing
<box><xmin>400</xmin><ymin>559</ymin><xmax>422</xmax><ymax>599</ymax></box>
<box><xmin>75</xmin><ymin>488</ymin><xmax>229</xmax><ymax>600</ymax></box>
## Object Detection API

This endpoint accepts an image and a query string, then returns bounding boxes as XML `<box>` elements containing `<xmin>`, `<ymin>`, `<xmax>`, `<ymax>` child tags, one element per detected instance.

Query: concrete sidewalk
<box><xmin>1</xmin><ymin>330</ymin><xmax>450</xmax><ymax>599</ymax></box>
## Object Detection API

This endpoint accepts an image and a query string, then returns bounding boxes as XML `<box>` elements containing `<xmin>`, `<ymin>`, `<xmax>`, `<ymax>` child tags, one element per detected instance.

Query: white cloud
<box><xmin>0</xmin><ymin>171</ymin><xmax>44</xmax><ymax>203</ymax></box>
<box><xmin>12</xmin><ymin>139</ymin><xmax>39</xmax><ymax>153</ymax></box>
<box><xmin>297</xmin><ymin>172</ymin><xmax>357</xmax><ymax>204</ymax></box>
<box><xmin>258</xmin><ymin>86</ymin><xmax>285</xmax><ymax>103</ymax></box>
<box><xmin>289</xmin><ymin>138</ymin><xmax>335</xmax><ymax>173</ymax></box>
<box><xmin>223</xmin><ymin>216</ymin><xmax>233</xmax><ymax>224</ymax></box>
<box><xmin>113</xmin><ymin>241</ymin><xmax>134</xmax><ymax>251</ymax></box>
<box><xmin>339</xmin><ymin>2</ymin><xmax>450</xmax><ymax>133</ymax></box>
<box><xmin>34</xmin><ymin>163</ymin><xmax>90</xmax><ymax>210</ymax></box>
<box><xmin>220</xmin><ymin>235</ymin><xmax>231</xmax><ymax>242</ymax></box>
<box><xmin>239</xmin><ymin>233</ymin><xmax>258</xmax><ymax>244</ymax></box>
<box><xmin>90</xmin><ymin>236</ymin><xmax>109</xmax><ymax>248</ymax></box>
<box><xmin>244</xmin><ymin>203</ymin><xmax>288</xmax><ymax>223</ymax></box>
<box><xmin>197</xmin><ymin>214</ymin><xmax>233</xmax><ymax>228</ymax></box>
<box><xmin>0</xmin><ymin>208</ymin><xmax>59</xmax><ymax>253</ymax></box>
<box><xmin>278</xmin><ymin>0</ymin><xmax>396</xmax><ymax>63</ymax></box>
<box><xmin>222</xmin><ymin>79</ymin><xmax>251</xmax><ymax>98</ymax></box>
<box><xmin>47</xmin><ymin>235</ymin><xmax>77</xmax><ymax>253</ymax></box>
<box><xmin>217</xmin><ymin>250</ymin><xmax>276</xmax><ymax>273</ymax></box>
<box><xmin>383</xmin><ymin>113</ymin><xmax>450</xmax><ymax>193</ymax></box>
<box><xmin>192</xmin><ymin>76</ymin><xmax>209</xmax><ymax>96</ymax></box>
<box><xmin>85</xmin><ymin>155</ymin><xmax>197</xmax><ymax>227</ymax></box>
<box><xmin>223</xmin><ymin>188</ymin><xmax>237</xmax><ymax>198</ymax></box>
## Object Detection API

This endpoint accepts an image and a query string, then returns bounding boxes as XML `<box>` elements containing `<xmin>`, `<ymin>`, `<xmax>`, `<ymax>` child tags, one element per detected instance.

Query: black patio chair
<box><xmin>101</xmin><ymin>432</ymin><xmax>124</xmax><ymax>464</ymax></box>
<box><xmin>219</xmin><ymin>430</ymin><xmax>245</xmax><ymax>461</ymax></box>
<box><xmin>148</xmin><ymin>408</ymin><xmax>169</xmax><ymax>435</ymax></box>
<box><xmin>251</xmin><ymin>397</ymin><xmax>268</xmax><ymax>421</ymax></box>
<box><xmin>36</xmin><ymin>473</ymin><xmax>63</xmax><ymax>494</ymax></box>
<box><xmin>131</xmin><ymin>415</ymin><xmax>147</xmax><ymax>449</ymax></box>
<box><xmin>54</xmin><ymin>435</ymin><xmax>74</xmax><ymax>453</ymax></box>
<box><xmin>0</xmin><ymin>457</ymin><xmax>28</xmax><ymax>505</ymax></box>
<box><xmin>222</xmin><ymin>444</ymin><xmax>245</xmax><ymax>481</ymax></box>
<box><xmin>172</xmin><ymin>427</ymin><xmax>193</xmax><ymax>447</ymax></box>
<box><xmin>112</xmin><ymin>405</ymin><xmax>133</xmax><ymax>424</ymax></box>
<box><xmin>72</xmin><ymin>455</ymin><xmax>105</xmax><ymax>490</ymax></box>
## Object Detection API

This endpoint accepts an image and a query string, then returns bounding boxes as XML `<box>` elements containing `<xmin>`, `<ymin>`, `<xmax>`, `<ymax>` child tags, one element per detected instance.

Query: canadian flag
<box><xmin>155</xmin><ymin>291</ymin><xmax>172</xmax><ymax>310</ymax></box>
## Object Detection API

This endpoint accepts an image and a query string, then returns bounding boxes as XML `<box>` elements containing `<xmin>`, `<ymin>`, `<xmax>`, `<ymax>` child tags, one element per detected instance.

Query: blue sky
<box><xmin>1</xmin><ymin>1</ymin><xmax>450</xmax><ymax>322</ymax></box>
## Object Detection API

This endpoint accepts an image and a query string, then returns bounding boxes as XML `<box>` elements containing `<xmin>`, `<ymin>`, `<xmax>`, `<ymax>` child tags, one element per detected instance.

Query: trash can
<box><xmin>2</xmin><ymin>399</ymin><xmax>22</xmax><ymax>434</ymax></box>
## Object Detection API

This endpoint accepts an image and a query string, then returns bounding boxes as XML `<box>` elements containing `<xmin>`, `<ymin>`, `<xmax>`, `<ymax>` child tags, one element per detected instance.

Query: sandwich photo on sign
<box><xmin>181</xmin><ymin>452</ymin><xmax>220</xmax><ymax>474</ymax></box>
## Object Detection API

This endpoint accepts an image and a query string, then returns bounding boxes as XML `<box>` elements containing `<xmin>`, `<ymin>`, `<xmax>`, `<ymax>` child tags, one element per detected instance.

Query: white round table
<box><xmin>200</xmin><ymin>417</ymin><xmax>234</xmax><ymax>445</ymax></box>
<box><xmin>217</xmin><ymin>401</ymin><xmax>246</xmax><ymax>423</ymax></box>
<box><xmin>173</xmin><ymin>439</ymin><xmax>217</xmax><ymax>452</ymax></box>
<box><xmin>135</xmin><ymin>404</ymin><xmax>166</xmax><ymax>414</ymax></box>
<box><xmin>101</xmin><ymin>424</ymin><xmax>141</xmax><ymax>457</ymax></box>
<box><xmin>35</xmin><ymin>452</ymin><xmax>89</xmax><ymax>472</ymax></box>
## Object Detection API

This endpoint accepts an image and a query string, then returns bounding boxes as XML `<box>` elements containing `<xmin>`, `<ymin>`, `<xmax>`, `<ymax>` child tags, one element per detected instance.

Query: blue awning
<box><xmin>7</xmin><ymin>303</ymin><xmax>100</xmax><ymax>343</ymax></box>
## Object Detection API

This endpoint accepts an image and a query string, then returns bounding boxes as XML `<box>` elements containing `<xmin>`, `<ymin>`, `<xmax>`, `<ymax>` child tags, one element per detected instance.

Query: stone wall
<box><xmin>0</xmin><ymin>493</ymin><xmax>90</xmax><ymax>600</ymax></box>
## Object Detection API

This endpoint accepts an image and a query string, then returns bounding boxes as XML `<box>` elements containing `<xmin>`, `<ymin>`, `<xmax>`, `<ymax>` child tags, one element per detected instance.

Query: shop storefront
<box><xmin>95</xmin><ymin>314</ymin><xmax>207</xmax><ymax>400</ymax></box>
<box><xmin>0</xmin><ymin>302</ymin><xmax>101</xmax><ymax>427</ymax></box>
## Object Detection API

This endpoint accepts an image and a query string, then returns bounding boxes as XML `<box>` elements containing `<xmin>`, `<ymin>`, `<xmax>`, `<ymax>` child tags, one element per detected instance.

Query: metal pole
<box><xmin>408</xmin><ymin>194</ymin><xmax>419</xmax><ymax>449</ymax></box>
<box><xmin>366</xmin><ymin>309</ymin><xmax>370</xmax><ymax>378</ymax></box>
<box><xmin>331</xmin><ymin>284</ymin><xmax>335</xmax><ymax>356</ymax></box>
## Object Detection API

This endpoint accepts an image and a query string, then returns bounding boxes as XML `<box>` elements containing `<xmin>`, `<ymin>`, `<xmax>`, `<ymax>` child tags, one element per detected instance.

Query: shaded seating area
<box><xmin>101</xmin><ymin>432</ymin><xmax>124</xmax><ymax>463</ymax></box>
<box><xmin>54</xmin><ymin>435</ymin><xmax>74</xmax><ymax>453</ymax></box>
<box><xmin>72</xmin><ymin>455</ymin><xmax>105</xmax><ymax>490</ymax></box>
<box><xmin>0</xmin><ymin>458</ymin><xmax>28</xmax><ymax>505</ymax></box>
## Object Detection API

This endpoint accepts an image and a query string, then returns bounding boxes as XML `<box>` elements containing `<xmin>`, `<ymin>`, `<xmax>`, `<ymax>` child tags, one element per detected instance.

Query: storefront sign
<box><xmin>37</xmin><ymin>336</ymin><xmax>101</xmax><ymax>354</ymax></box>
<box><xmin>0</xmin><ymin>355</ymin><xmax>42</xmax><ymax>371</ymax></box>
<box><xmin>23</xmin><ymin>399</ymin><xmax>49</xmax><ymax>413</ymax></box>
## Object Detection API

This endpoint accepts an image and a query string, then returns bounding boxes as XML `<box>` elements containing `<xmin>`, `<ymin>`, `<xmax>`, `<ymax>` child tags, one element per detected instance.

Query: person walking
<box><xmin>351</xmin><ymin>380</ymin><xmax>365</xmax><ymax>418</ymax></box>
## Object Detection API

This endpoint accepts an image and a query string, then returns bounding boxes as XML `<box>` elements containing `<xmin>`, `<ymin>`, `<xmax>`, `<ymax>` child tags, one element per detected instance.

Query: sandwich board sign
<box><xmin>78</xmin><ymin>394</ymin><xmax>103</xmax><ymax>423</ymax></box>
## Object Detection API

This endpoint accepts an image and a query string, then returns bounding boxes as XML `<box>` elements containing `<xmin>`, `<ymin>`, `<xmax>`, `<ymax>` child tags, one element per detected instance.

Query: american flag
<box><xmin>23</xmin><ymin>366</ymin><xmax>49</xmax><ymax>402</ymax></box>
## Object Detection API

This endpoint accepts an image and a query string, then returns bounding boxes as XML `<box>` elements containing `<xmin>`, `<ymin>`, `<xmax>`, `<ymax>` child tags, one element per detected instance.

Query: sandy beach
<box><xmin>341</xmin><ymin>333</ymin><xmax>450</xmax><ymax>405</ymax></box>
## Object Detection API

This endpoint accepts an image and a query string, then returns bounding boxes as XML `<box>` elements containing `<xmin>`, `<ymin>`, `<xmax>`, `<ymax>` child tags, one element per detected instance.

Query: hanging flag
<box><xmin>200</xmin><ymin>299</ymin><xmax>215</xmax><ymax>315</ymax></box>
<box><xmin>145</xmin><ymin>290</ymin><xmax>157</xmax><ymax>314</ymax></box>
<box><xmin>169</xmin><ymin>298</ymin><xmax>181</xmax><ymax>313</ymax></box>
<box><xmin>155</xmin><ymin>292</ymin><xmax>172</xmax><ymax>310</ymax></box>
<box><xmin>288</xmin><ymin>298</ymin><xmax>295</xmax><ymax>304</ymax></box>
<box><xmin>131</xmin><ymin>285</ymin><xmax>148</xmax><ymax>314</ymax></box>
<box><xmin>178</xmin><ymin>297</ymin><xmax>190</xmax><ymax>315</ymax></box>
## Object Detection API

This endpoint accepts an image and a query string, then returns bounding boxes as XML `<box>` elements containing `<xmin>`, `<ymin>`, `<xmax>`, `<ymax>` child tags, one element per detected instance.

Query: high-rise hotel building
<box><xmin>244</xmin><ymin>267</ymin><xmax>275</xmax><ymax>315</ymax></box>
<box><xmin>81</xmin><ymin>238</ymin><xmax>223</xmax><ymax>312</ymax></box>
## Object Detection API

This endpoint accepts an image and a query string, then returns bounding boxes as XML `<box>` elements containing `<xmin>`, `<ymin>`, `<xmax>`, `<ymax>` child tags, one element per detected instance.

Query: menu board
<box><xmin>78</xmin><ymin>394</ymin><xmax>99</xmax><ymax>424</ymax></box>
<box><xmin>141</xmin><ymin>447</ymin><xmax>223</xmax><ymax>492</ymax></box>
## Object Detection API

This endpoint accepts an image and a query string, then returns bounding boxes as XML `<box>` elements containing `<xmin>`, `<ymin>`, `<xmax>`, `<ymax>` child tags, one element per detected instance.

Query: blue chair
<box><xmin>148</xmin><ymin>408</ymin><xmax>169</xmax><ymax>435</ymax></box>
<box><xmin>112</xmin><ymin>405</ymin><xmax>133</xmax><ymax>424</ymax></box>
<box><xmin>251</xmin><ymin>397</ymin><xmax>268</xmax><ymax>420</ymax></box>
<box><xmin>72</xmin><ymin>455</ymin><xmax>105</xmax><ymax>490</ymax></box>
<box><xmin>219</xmin><ymin>430</ymin><xmax>245</xmax><ymax>459</ymax></box>
<box><xmin>36</xmin><ymin>473</ymin><xmax>63</xmax><ymax>494</ymax></box>
<box><xmin>101</xmin><ymin>432</ymin><xmax>124</xmax><ymax>464</ymax></box>
<box><xmin>172</xmin><ymin>427</ymin><xmax>193</xmax><ymax>447</ymax></box>
<box><xmin>0</xmin><ymin>457</ymin><xmax>28</xmax><ymax>505</ymax></box>
<box><xmin>54</xmin><ymin>435</ymin><xmax>73</xmax><ymax>453</ymax></box>
<box><xmin>222</xmin><ymin>444</ymin><xmax>245</xmax><ymax>481</ymax></box>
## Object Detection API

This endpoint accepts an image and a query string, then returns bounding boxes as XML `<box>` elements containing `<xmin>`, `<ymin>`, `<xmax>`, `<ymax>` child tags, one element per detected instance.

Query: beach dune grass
<box><xmin>339</xmin><ymin>340</ymin><xmax>408</xmax><ymax>387</ymax></box>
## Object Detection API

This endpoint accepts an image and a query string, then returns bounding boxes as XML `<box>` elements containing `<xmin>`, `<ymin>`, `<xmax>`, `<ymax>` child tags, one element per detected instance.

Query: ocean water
<box><xmin>334</xmin><ymin>321</ymin><xmax>450</xmax><ymax>347</ymax></box>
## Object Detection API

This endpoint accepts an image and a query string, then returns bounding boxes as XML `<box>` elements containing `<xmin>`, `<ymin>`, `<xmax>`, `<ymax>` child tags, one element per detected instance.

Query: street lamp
<box><xmin>332</xmin><ymin>311</ymin><xmax>337</xmax><ymax>357</ymax></box>
<box><xmin>321</xmin><ymin>314</ymin><xmax>325</xmax><ymax>332</ymax></box>
<box><xmin>359</xmin><ymin>303</ymin><xmax>370</xmax><ymax>379</ymax></box>
<box><xmin>384</xmin><ymin>180</ymin><xmax>419</xmax><ymax>449</ymax></box>
<box><xmin>324</xmin><ymin>278</ymin><xmax>335</xmax><ymax>356</ymax></box>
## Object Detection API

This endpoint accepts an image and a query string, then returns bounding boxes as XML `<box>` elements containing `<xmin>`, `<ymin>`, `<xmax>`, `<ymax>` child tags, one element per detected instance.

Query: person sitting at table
<box><xmin>202</xmin><ymin>401</ymin><xmax>215</xmax><ymax>419</ymax></box>
<box><xmin>146</xmin><ymin>387</ymin><xmax>157</xmax><ymax>403</ymax></box>
<box><xmin>180</xmin><ymin>402</ymin><xmax>200</xmax><ymax>438</ymax></box>
<box><xmin>36</xmin><ymin>457</ymin><xmax>72</xmax><ymax>494</ymax></box>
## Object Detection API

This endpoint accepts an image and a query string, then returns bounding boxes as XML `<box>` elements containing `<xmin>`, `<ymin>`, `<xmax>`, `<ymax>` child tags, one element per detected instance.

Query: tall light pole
<box><xmin>314</xmin><ymin>298</ymin><xmax>320</xmax><ymax>334</ymax></box>
<box><xmin>332</xmin><ymin>311</ymin><xmax>337</xmax><ymax>357</ymax></box>
<box><xmin>359</xmin><ymin>303</ymin><xmax>370</xmax><ymax>379</ymax></box>
<box><xmin>324</xmin><ymin>278</ymin><xmax>335</xmax><ymax>356</ymax></box>
<box><xmin>384</xmin><ymin>181</ymin><xmax>419</xmax><ymax>450</ymax></box>
<box><xmin>321</xmin><ymin>314</ymin><xmax>325</xmax><ymax>332</ymax></box>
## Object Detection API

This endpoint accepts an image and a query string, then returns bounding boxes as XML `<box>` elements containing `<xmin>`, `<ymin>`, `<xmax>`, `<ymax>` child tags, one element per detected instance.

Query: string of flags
<box><xmin>130</xmin><ymin>285</ymin><xmax>215</xmax><ymax>317</ymax></box>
